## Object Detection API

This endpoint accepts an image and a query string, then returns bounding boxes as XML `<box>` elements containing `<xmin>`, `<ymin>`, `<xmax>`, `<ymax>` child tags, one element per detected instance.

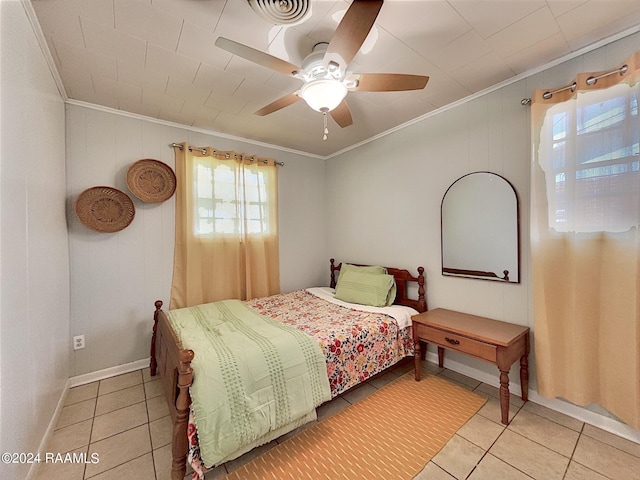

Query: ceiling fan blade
<box><xmin>350</xmin><ymin>73</ymin><xmax>429</xmax><ymax>92</ymax></box>
<box><xmin>254</xmin><ymin>92</ymin><xmax>301</xmax><ymax>116</ymax></box>
<box><xmin>215</xmin><ymin>37</ymin><xmax>301</xmax><ymax>77</ymax></box>
<box><xmin>330</xmin><ymin>100</ymin><xmax>353</xmax><ymax>128</ymax></box>
<box><xmin>324</xmin><ymin>0</ymin><xmax>383</xmax><ymax>70</ymax></box>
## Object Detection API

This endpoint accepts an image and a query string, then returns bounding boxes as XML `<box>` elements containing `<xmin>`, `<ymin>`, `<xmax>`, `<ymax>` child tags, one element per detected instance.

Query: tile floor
<box><xmin>34</xmin><ymin>360</ymin><xmax>640</xmax><ymax>480</ymax></box>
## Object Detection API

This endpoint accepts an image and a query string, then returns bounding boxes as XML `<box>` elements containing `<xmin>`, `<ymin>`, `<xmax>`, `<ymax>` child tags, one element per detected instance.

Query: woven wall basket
<box><xmin>75</xmin><ymin>186</ymin><xmax>135</xmax><ymax>233</ymax></box>
<box><xmin>126</xmin><ymin>159</ymin><xmax>176</xmax><ymax>203</ymax></box>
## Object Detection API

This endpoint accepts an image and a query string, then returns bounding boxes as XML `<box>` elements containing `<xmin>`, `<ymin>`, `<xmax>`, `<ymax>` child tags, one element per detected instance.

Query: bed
<box><xmin>149</xmin><ymin>259</ymin><xmax>427</xmax><ymax>480</ymax></box>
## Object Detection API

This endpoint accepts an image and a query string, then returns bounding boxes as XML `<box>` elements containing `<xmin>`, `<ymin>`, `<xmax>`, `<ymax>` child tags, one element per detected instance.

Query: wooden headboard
<box><xmin>329</xmin><ymin>258</ymin><xmax>427</xmax><ymax>313</ymax></box>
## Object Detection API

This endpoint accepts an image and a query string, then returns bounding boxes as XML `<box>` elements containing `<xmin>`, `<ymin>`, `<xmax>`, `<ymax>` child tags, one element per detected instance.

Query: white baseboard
<box><xmin>426</xmin><ymin>351</ymin><xmax>640</xmax><ymax>445</ymax></box>
<box><xmin>68</xmin><ymin>358</ymin><xmax>150</xmax><ymax>387</ymax></box>
<box><xmin>28</xmin><ymin>358</ymin><xmax>151</xmax><ymax>478</ymax></box>
<box><xmin>26</xmin><ymin>378</ymin><xmax>71</xmax><ymax>480</ymax></box>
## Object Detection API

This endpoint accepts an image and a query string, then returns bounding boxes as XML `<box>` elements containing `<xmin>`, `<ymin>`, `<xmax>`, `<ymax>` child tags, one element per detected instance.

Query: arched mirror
<box><xmin>441</xmin><ymin>172</ymin><xmax>520</xmax><ymax>283</ymax></box>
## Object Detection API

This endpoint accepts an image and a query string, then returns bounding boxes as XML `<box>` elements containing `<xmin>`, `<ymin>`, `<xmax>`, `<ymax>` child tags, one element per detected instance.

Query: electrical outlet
<box><xmin>73</xmin><ymin>335</ymin><xmax>85</xmax><ymax>350</ymax></box>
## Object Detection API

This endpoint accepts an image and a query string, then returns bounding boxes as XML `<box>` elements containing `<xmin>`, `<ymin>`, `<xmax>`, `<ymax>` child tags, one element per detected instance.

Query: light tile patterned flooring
<box><xmin>35</xmin><ymin>360</ymin><xmax>640</xmax><ymax>480</ymax></box>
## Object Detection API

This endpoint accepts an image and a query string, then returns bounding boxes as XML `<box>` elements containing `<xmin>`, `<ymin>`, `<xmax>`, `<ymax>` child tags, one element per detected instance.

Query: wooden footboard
<box><xmin>150</xmin><ymin>300</ymin><xmax>194</xmax><ymax>480</ymax></box>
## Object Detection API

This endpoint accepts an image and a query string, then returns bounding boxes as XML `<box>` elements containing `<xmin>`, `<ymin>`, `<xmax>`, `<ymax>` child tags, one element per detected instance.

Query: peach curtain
<box><xmin>530</xmin><ymin>52</ymin><xmax>640</xmax><ymax>428</ymax></box>
<box><xmin>170</xmin><ymin>143</ymin><xmax>280</xmax><ymax>309</ymax></box>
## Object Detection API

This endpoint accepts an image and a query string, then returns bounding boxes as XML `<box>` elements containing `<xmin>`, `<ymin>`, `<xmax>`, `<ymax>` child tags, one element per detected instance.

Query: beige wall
<box><xmin>0</xmin><ymin>2</ymin><xmax>69</xmax><ymax>478</ymax></box>
<box><xmin>65</xmin><ymin>105</ymin><xmax>328</xmax><ymax>375</ymax></box>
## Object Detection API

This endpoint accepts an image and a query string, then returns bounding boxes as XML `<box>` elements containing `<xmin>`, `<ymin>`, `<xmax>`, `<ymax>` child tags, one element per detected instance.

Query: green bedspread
<box><xmin>167</xmin><ymin>299</ymin><xmax>331</xmax><ymax>467</ymax></box>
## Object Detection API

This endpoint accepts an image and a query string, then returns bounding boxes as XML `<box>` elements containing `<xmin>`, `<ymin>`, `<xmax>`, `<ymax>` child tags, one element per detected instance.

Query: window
<box><xmin>530</xmin><ymin>54</ymin><xmax>640</xmax><ymax>431</ymax></box>
<box><xmin>193</xmin><ymin>160</ymin><xmax>272</xmax><ymax>236</ymax></box>
<box><xmin>542</xmin><ymin>84</ymin><xmax>640</xmax><ymax>232</ymax></box>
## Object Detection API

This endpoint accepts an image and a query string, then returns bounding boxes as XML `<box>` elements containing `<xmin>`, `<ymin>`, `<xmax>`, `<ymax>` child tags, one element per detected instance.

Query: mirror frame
<box><xmin>441</xmin><ymin>171</ymin><xmax>520</xmax><ymax>283</ymax></box>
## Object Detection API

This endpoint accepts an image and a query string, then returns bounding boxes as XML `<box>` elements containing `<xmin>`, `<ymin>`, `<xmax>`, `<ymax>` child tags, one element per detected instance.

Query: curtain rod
<box><xmin>520</xmin><ymin>63</ymin><xmax>629</xmax><ymax>105</ymax></box>
<box><xmin>169</xmin><ymin>143</ymin><xmax>285</xmax><ymax>166</ymax></box>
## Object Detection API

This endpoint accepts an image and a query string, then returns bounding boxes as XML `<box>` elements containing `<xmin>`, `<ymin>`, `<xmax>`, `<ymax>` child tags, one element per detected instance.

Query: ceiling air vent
<box><xmin>247</xmin><ymin>0</ymin><xmax>312</xmax><ymax>26</ymax></box>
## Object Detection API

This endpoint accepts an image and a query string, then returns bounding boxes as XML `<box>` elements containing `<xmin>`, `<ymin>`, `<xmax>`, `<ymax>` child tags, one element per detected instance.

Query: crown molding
<box><xmin>65</xmin><ymin>99</ymin><xmax>326</xmax><ymax>160</ymax></box>
<box><xmin>26</xmin><ymin>0</ymin><xmax>640</xmax><ymax>161</ymax></box>
<box><xmin>325</xmin><ymin>24</ymin><xmax>640</xmax><ymax>159</ymax></box>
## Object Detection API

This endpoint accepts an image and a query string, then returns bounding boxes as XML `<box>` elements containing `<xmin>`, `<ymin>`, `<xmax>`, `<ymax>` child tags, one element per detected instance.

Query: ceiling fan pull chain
<box><xmin>322</xmin><ymin>111</ymin><xmax>329</xmax><ymax>141</ymax></box>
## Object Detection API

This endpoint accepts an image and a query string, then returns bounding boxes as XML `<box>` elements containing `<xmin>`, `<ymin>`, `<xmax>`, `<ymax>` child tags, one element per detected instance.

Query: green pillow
<box><xmin>336</xmin><ymin>263</ymin><xmax>387</xmax><ymax>287</ymax></box>
<box><xmin>386</xmin><ymin>281</ymin><xmax>397</xmax><ymax>306</ymax></box>
<box><xmin>335</xmin><ymin>270</ymin><xmax>395</xmax><ymax>307</ymax></box>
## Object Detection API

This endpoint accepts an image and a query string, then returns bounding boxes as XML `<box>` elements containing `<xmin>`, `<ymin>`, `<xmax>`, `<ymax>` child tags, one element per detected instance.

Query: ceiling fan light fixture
<box><xmin>299</xmin><ymin>79</ymin><xmax>347</xmax><ymax>112</ymax></box>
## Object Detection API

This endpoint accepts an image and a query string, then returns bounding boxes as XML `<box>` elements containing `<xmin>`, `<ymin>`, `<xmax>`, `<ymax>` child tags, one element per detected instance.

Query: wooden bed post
<box><xmin>330</xmin><ymin>258</ymin><xmax>338</xmax><ymax>288</ymax></box>
<box><xmin>150</xmin><ymin>300</ymin><xmax>162</xmax><ymax>376</ymax></box>
<box><xmin>417</xmin><ymin>267</ymin><xmax>427</xmax><ymax>313</ymax></box>
<box><xmin>172</xmin><ymin>349</ymin><xmax>194</xmax><ymax>480</ymax></box>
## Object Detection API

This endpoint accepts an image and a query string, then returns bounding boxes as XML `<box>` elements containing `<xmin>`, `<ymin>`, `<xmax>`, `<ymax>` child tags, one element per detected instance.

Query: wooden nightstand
<box><xmin>412</xmin><ymin>308</ymin><xmax>530</xmax><ymax>425</ymax></box>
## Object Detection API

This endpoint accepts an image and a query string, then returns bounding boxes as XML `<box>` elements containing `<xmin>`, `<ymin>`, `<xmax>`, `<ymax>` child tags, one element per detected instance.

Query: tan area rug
<box><xmin>225</xmin><ymin>373</ymin><xmax>487</xmax><ymax>480</ymax></box>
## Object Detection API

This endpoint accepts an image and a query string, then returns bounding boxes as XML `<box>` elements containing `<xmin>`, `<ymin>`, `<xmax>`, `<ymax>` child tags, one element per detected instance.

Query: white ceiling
<box><xmin>30</xmin><ymin>0</ymin><xmax>640</xmax><ymax>157</ymax></box>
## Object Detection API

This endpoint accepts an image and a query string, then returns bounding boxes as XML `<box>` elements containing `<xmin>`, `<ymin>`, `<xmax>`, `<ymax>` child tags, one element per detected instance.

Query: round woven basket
<box><xmin>126</xmin><ymin>159</ymin><xmax>176</xmax><ymax>203</ymax></box>
<box><xmin>75</xmin><ymin>186</ymin><xmax>135</xmax><ymax>233</ymax></box>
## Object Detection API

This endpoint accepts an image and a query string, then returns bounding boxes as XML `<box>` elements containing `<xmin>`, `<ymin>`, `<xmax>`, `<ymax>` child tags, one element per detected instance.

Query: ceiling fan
<box><xmin>215</xmin><ymin>0</ymin><xmax>429</xmax><ymax>140</ymax></box>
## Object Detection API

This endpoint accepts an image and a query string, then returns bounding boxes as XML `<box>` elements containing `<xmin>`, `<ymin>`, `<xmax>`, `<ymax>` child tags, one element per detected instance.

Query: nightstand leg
<box><xmin>520</xmin><ymin>354</ymin><xmax>529</xmax><ymax>401</ymax></box>
<box><xmin>437</xmin><ymin>346</ymin><xmax>444</xmax><ymax>368</ymax></box>
<box><xmin>499</xmin><ymin>369</ymin><xmax>510</xmax><ymax>425</ymax></box>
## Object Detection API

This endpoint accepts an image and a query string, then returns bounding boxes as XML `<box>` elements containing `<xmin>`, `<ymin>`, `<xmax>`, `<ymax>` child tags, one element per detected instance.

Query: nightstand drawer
<box><xmin>416</xmin><ymin>324</ymin><xmax>497</xmax><ymax>363</ymax></box>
